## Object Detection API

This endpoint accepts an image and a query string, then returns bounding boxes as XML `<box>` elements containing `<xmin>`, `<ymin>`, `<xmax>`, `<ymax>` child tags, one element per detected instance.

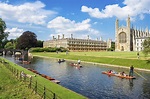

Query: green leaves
<box><xmin>143</xmin><ymin>37</ymin><xmax>150</xmax><ymax>56</ymax></box>
<box><xmin>0</xmin><ymin>18</ymin><xmax>9</xmax><ymax>48</ymax></box>
<box><xmin>17</xmin><ymin>31</ymin><xmax>37</xmax><ymax>50</ymax></box>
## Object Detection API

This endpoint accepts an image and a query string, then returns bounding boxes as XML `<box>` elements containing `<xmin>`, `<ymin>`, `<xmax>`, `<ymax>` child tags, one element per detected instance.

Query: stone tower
<box><xmin>115</xmin><ymin>16</ymin><xmax>132</xmax><ymax>51</ymax></box>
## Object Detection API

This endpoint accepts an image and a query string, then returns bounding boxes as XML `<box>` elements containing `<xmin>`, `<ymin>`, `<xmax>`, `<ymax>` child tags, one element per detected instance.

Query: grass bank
<box><xmin>0</xmin><ymin>58</ymin><xmax>87</xmax><ymax>99</ymax></box>
<box><xmin>32</xmin><ymin>52</ymin><xmax>150</xmax><ymax>70</ymax></box>
<box><xmin>0</xmin><ymin>62</ymin><xmax>40</xmax><ymax>99</ymax></box>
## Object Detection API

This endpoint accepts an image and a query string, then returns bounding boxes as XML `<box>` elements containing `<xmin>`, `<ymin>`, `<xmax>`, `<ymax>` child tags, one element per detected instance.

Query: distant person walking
<box><xmin>129</xmin><ymin>65</ymin><xmax>134</xmax><ymax>77</ymax></box>
<box><xmin>137</xmin><ymin>52</ymin><xmax>140</xmax><ymax>59</ymax></box>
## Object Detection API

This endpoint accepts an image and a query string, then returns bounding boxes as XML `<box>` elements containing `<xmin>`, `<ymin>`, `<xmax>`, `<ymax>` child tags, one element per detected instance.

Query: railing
<box><xmin>0</xmin><ymin>59</ymin><xmax>62</xmax><ymax>99</ymax></box>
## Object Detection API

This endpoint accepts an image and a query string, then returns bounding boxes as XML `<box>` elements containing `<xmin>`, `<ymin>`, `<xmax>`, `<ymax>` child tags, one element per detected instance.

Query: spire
<box><xmin>115</xmin><ymin>18</ymin><xmax>119</xmax><ymax>33</ymax></box>
<box><xmin>145</xmin><ymin>26</ymin><xmax>149</xmax><ymax>32</ymax></box>
<box><xmin>127</xmin><ymin>15</ymin><xmax>130</xmax><ymax>28</ymax></box>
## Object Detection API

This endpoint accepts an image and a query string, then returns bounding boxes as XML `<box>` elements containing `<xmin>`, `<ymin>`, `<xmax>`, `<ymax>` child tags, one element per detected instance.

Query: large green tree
<box><xmin>0</xmin><ymin>18</ymin><xmax>9</xmax><ymax>48</ymax></box>
<box><xmin>142</xmin><ymin>37</ymin><xmax>150</xmax><ymax>56</ymax></box>
<box><xmin>17</xmin><ymin>31</ymin><xmax>37</xmax><ymax>50</ymax></box>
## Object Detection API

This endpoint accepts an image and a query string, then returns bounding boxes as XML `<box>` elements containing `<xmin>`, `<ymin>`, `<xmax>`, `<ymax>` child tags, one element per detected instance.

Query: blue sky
<box><xmin>0</xmin><ymin>0</ymin><xmax>150</xmax><ymax>41</ymax></box>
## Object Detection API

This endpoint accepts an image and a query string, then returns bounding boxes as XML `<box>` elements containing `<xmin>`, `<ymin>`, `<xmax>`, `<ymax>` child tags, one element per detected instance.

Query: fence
<box><xmin>0</xmin><ymin>59</ymin><xmax>62</xmax><ymax>99</ymax></box>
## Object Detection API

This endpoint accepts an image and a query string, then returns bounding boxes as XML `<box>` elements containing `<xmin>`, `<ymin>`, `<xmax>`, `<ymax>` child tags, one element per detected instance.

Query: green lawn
<box><xmin>0</xmin><ymin>63</ymin><xmax>41</xmax><ymax>99</ymax></box>
<box><xmin>32</xmin><ymin>51</ymin><xmax>150</xmax><ymax>70</ymax></box>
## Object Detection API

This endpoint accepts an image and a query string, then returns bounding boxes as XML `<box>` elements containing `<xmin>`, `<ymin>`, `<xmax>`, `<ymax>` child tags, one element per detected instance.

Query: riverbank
<box><xmin>0</xmin><ymin>57</ymin><xmax>87</xmax><ymax>99</ymax></box>
<box><xmin>32</xmin><ymin>52</ymin><xmax>150</xmax><ymax>71</ymax></box>
<box><xmin>0</xmin><ymin>61</ymin><xmax>41</xmax><ymax>99</ymax></box>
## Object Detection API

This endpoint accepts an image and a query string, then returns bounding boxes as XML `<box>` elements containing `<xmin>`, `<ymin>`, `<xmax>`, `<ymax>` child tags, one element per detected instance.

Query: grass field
<box><xmin>0</xmin><ymin>63</ymin><xmax>41</xmax><ymax>99</ymax></box>
<box><xmin>32</xmin><ymin>51</ymin><xmax>150</xmax><ymax>70</ymax></box>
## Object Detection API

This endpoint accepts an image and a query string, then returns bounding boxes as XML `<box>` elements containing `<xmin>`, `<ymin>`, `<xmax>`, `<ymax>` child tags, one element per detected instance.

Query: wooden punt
<box><xmin>27</xmin><ymin>68</ymin><xmax>60</xmax><ymax>84</ymax></box>
<box><xmin>27</xmin><ymin>68</ymin><xmax>40</xmax><ymax>74</ymax></box>
<box><xmin>22</xmin><ymin>61</ymin><xmax>31</xmax><ymax>64</ymax></box>
<box><xmin>102</xmin><ymin>71</ymin><xmax>136</xmax><ymax>79</ymax></box>
<box><xmin>116</xmin><ymin>74</ymin><xmax>136</xmax><ymax>79</ymax></box>
<box><xmin>70</xmin><ymin>63</ymin><xmax>82</xmax><ymax>68</ymax></box>
<box><xmin>102</xmin><ymin>71</ymin><xmax>116</xmax><ymax>76</ymax></box>
<box><xmin>51</xmin><ymin>80</ymin><xmax>60</xmax><ymax>84</ymax></box>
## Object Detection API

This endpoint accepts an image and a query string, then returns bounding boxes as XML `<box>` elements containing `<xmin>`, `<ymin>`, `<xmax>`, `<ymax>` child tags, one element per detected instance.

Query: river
<box><xmin>3</xmin><ymin>56</ymin><xmax>150</xmax><ymax>99</ymax></box>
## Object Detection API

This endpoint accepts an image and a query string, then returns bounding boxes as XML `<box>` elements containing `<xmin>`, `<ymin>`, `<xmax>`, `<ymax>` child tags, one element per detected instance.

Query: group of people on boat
<box><xmin>58</xmin><ymin>59</ymin><xmax>65</xmax><ymax>63</ymax></box>
<box><xmin>107</xmin><ymin>65</ymin><xmax>134</xmax><ymax>77</ymax></box>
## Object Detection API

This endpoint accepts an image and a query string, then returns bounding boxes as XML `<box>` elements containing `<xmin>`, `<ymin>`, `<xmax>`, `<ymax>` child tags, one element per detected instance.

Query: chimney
<box><xmin>62</xmin><ymin>34</ymin><xmax>64</xmax><ymax>39</ymax></box>
<box><xmin>58</xmin><ymin>35</ymin><xmax>60</xmax><ymax>39</ymax></box>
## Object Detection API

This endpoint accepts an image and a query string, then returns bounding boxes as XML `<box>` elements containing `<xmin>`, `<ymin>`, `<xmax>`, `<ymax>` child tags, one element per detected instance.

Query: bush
<box><xmin>30</xmin><ymin>47</ymin><xmax>69</xmax><ymax>52</ymax></box>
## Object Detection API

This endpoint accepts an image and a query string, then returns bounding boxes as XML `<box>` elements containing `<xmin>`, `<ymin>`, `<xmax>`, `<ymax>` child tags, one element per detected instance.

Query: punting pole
<box><xmin>134</xmin><ymin>71</ymin><xmax>147</xmax><ymax>80</ymax></box>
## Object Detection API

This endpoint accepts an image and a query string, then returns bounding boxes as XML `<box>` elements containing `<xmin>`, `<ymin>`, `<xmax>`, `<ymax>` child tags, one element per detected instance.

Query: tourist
<box><xmin>58</xmin><ymin>59</ymin><xmax>61</xmax><ymax>63</ymax></box>
<box><xmin>78</xmin><ymin>60</ymin><xmax>81</xmax><ymax>64</ymax></box>
<box><xmin>21</xmin><ymin>71</ymin><xmax>26</xmax><ymax>77</ymax></box>
<box><xmin>129</xmin><ymin>65</ymin><xmax>134</xmax><ymax>77</ymax></box>
<box><xmin>137</xmin><ymin>52</ymin><xmax>140</xmax><ymax>59</ymax></box>
<box><xmin>121</xmin><ymin>71</ymin><xmax>126</xmax><ymax>76</ymax></box>
<box><xmin>66</xmin><ymin>51</ymin><xmax>68</xmax><ymax>55</ymax></box>
<box><xmin>108</xmin><ymin>70</ymin><xmax>112</xmax><ymax>73</ymax></box>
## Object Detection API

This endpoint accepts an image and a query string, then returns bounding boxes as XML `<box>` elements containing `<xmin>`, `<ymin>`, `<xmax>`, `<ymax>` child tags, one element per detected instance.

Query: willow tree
<box><xmin>0</xmin><ymin>18</ymin><xmax>9</xmax><ymax>48</ymax></box>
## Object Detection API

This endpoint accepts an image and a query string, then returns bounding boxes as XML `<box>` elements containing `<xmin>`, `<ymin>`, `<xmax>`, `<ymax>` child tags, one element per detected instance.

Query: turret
<box><xmin>62</xmin><ymin>34</ymin><xmax>64</xmax><ymax>39</ymax></box>
<box><xmin>71</xmin><ymin>34</ymin><xmax>73</xmax><ymax>38</ymax></box>
<box><xmin>115</xmin><ymin>18</ymin><xmax>119</xmax><ymax>51</ymax></box>
<box><xmin>115</xmin><ymin>18</ymin><xmax>119</xmax><ymax>32</ymax></box>
<box><xmin>127</xmin><ymin>15</ymin><xmax>130</xmax><ymax>29</ymax></box>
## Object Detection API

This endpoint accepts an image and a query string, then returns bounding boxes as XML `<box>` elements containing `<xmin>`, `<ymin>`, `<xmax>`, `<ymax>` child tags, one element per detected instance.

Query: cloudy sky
<box><xmin>0</xmin><ymin>0</ymin><xmax>150</xmax><ymax>41</ymax></box>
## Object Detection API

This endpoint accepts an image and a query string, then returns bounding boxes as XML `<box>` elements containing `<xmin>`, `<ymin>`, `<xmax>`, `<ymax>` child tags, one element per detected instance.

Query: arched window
<box><xmin>119</xmin><ymin>32</ymin><xmax>127</xmax><ymax>43</ymax></box>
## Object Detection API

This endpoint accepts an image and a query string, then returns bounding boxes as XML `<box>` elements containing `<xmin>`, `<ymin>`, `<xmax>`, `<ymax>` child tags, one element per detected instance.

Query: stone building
<box><xmin>115</xmin><ymin>16</ymin><xmax>150</xmax><ymax>51</ymax></box>
<box><xmin>43</xmin><ymin>34</ymin><xmax>112</xmax><ymax>51</ymax></box>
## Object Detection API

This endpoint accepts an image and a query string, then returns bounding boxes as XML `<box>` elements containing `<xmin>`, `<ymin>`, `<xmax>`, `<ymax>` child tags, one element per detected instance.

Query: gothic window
<box><xmin>118</xmin><ymin>32</ymin><xmax>127</xmax><ymax>43</ymax></box>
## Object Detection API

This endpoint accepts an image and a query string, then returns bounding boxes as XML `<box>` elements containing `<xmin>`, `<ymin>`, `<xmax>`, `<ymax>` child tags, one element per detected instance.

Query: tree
<box><xmin>4</xmin><ymin>42</ymin><xmax>14</xmax><ymax>49</ymax></box>
<box><xmin>142</xmin><ymin>37</ymin><xmax>150</xmax><ymax>56</ymax></box>
<box><xmin>17</xmin><ymin>31</ymin><xmax>37</xmax><ymax>50</ymax></box>
<box><xmin>0</xmin><ymin>18</ymin><xmax>9</xmax><ymax>48</ymax></box>
<box><xmin>36</xmin><ymin>40</ymin><xmax>43</xmax><ymax>47</ymax></box>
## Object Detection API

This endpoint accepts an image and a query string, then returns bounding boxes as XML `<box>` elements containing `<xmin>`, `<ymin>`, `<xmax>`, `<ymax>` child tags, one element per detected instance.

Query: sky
<box><xmin>0</xmin><ymin>0</ymin><xmax>150</xmax><ymax>41</ymax></box>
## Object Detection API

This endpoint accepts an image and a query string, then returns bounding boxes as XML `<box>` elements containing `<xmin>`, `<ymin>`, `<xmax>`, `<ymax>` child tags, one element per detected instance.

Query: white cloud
<box><xmin>5</xmin><ymin>27</ymin><xmax>24</xmax><ymax>39</ymax></box>
<box><xmin>81</xmin><ymin>0</ymin><xmax>150</xmax><ymax>20</ymax></box>
<box><xmin>0</xmin><ymin>1</ymin><xmax>57</xmax><ymax>25</ymax></box>
<box><xmin>47</xmin><ymin>16</ymin><xmax>100</xmax><ymax>39</ymax></box>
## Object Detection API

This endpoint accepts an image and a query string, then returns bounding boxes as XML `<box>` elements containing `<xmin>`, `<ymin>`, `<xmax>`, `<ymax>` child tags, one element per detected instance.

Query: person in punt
<box><xmin>108</xmin><ymin>70</ymin><xmax>112</xmax><ymax>73</ymax></box>
<box><xmin>121</xmin><ymin>71</ymin><xmax>128</xmax><ymax>77</ymax></box>
<box><xmin>129</xmin><ymin>65</ymin><xmax>134</xmax><ymax>77</ymax></box>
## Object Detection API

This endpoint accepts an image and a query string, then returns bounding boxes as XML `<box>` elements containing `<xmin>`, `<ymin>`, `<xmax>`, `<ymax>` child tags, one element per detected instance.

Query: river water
<box><xmin>3</xmin><ymin>56</ymin><xmax>150</xmax><ymax>99</ymax></box>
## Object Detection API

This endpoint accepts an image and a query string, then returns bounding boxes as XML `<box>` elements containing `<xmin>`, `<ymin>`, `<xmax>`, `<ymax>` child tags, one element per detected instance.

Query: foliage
<box><xmin>30</xmin><ymin>47</ymin><xmax>68</xmax><ymax>52</ymax></box>
<box><xmin>0</xmin><ymin>18</ymin><xmax>9</xmax><ymax>48</ymax></box>
<box><xmin>142</xmin><ymin>37</ymin><xmax>150</xmax><ymax>56</ymax></box>
<box><xmin>36</xmin><ymin>40</ymin><xmax>43</xmax><ymax>47</ymax></box>
<box><xmin>17</xmin><ymin>31</ymin><xmax>37</xmax><ymax>50</ymax></box>
<box><xmin>111</xmin><ymin>42</ymin><xmax>115</xmax><ymax>51</ymax></box>
<box><xmin>107</xmin><ymin>42</ymin><xmax>115</xmax><ymax>51</ymax></box>
<box><xmin>4</xmin><ymin>42</ymin><xmax>14</xmax><ymax>49</ymax></box>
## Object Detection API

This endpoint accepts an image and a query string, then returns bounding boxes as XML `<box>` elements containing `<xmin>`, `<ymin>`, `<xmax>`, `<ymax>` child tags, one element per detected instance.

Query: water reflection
<box><xmin>3</xmin><ymin>56</ymin><xmax>150</xmax><ymax>99</ymax></box>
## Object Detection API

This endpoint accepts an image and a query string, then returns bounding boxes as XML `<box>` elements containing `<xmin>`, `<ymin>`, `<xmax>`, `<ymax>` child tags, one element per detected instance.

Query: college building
<box><xmin>43</xmin><ymin>34</ymin><xmax>112</xmax><ymax>51</ymax></box>
<box><xmin>115</xmin><ymin>16</ymin><xmax>150</xmax><ymax>51</ymax></box>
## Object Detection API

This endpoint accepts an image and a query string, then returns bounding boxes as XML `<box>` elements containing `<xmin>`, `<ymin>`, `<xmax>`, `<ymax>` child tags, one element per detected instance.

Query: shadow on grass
<box><xmin>146</xmin><ymin>60</ymin><xmax>150</xmax><ymax>64</ymax></box>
